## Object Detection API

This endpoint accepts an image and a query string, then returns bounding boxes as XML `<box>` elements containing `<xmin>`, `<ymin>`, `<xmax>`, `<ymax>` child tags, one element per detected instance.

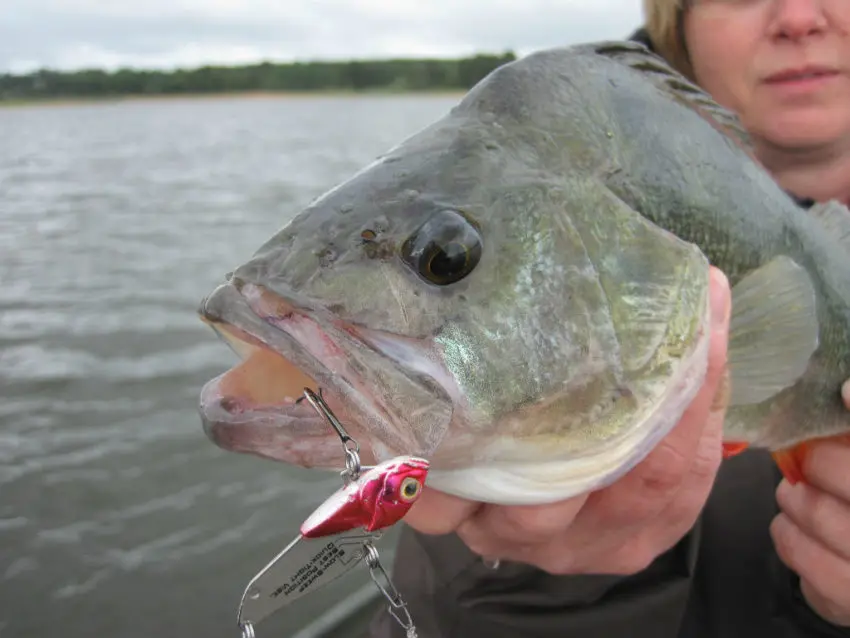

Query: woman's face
<box><xmin>684</xmin><ymin>0</ymin><xmax>850</xmax><ymax>151</ymax></box>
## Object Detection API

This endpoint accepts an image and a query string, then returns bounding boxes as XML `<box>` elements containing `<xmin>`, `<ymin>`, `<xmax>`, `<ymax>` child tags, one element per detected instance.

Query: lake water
<box><xmin>0</xmin><ymin>94</ymin><xmax>461</xmax><ymax>638</ymax></box>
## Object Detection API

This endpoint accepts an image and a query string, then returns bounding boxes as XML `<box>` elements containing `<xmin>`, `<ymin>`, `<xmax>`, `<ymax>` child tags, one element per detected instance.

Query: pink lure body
<box><xmin>300</xmin><ymin>456</ymin><xmax>429</xmax><ymax>539</ymax></box>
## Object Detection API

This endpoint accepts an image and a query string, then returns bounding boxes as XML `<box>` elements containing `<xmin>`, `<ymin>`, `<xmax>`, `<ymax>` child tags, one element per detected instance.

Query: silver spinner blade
<box><xmin>237</xmin><ymin>529</ymin><xmax>382</xmax><ymax>629</ymax></box>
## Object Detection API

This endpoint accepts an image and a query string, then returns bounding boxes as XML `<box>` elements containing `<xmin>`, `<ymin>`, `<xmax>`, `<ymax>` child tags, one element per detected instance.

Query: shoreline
<box><xmin>0</xmin><ymin>88</ymin><xmax>468</xmax><ymax>109</ymax></box>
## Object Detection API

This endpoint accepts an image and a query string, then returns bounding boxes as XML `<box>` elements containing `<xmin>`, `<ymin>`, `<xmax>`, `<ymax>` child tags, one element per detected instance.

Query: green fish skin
<box><xmin>197</xmin><ymin>40</ymin><xmax>850</xmax><ymax>505</ymax></box>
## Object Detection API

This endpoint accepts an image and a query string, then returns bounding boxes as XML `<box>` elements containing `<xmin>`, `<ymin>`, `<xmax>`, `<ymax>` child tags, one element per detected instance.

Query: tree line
<box><xmin>0</xmin><ymin>52</ymin><xmax>517</xmax><ymax>101</ymax></box>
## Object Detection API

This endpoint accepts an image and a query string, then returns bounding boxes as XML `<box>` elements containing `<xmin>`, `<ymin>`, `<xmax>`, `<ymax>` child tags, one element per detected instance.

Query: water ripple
<box><xmin>0</xmin><ymin>93</ymin><xmax>460</xmax><ymax>638</ymax></box>
<box><xmin>1</xmin><ymin>341</ymin><xmax>227</xmax><ymax>382</ymax></box>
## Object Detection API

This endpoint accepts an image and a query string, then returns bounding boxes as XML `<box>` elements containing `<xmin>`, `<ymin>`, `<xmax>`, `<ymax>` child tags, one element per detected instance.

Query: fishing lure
<box><xmin>235</xmin><ymin>389</ymin><xmax>427</xmax><ymax>638</ymax></box>
<box><xmin>300</xmin><ymin>455</ymin><xmax>429</xmax><ymax>538</ymax></box>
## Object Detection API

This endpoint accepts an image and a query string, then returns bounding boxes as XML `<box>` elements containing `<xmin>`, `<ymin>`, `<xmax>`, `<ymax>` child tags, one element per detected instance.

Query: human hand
<box><xmin>405</xmin><ymin>267</ymin><xmax>733</xmax><ymax>575</ymax></box>
<box><xmin>771</xmin><ymin>380</ymin><xmax>850</xmax><ymax>627</ymax></box>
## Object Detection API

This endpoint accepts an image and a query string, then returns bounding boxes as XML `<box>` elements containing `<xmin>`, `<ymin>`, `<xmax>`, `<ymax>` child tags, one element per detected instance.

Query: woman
<box><xmin>369</xmin><ymin>1</ymin><xmax>850</xmax><ymax>637</ymax></box>
<box><xmin>644</xmin><ymin>0</ymin><xmax>850</xmax><ymax>205</ymax></box>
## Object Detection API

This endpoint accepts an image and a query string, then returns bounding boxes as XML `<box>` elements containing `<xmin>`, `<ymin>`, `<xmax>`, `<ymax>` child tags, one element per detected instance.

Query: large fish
<box><xmin>197</xmin><ymin>41</ymin><xmax>850</xmax><ymax>505</ymax></box>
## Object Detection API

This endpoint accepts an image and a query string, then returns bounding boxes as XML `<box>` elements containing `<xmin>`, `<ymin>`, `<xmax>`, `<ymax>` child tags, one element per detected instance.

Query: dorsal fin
<box><xmin>589</xmin><ymin>40</ymin><xmax>753</xmax><ymax>152</ymax></box>
<box><xmin>809</xmin><ymin>200</ymin><xmax>850</xmax><ymax>252</ymax></box>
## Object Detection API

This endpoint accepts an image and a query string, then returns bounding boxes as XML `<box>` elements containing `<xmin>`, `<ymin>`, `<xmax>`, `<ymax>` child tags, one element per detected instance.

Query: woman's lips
<box><xmin>764</xmin><ymin>66</ymin><xmax>840</xmax><ymax>94</ymax></box>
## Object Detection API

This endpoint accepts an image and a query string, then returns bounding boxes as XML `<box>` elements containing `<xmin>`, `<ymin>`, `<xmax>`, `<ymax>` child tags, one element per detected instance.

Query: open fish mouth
<box><xmin>197</xmin><ymin>280</ymin><xmax>454</xmax><ymax>469</ymax></box>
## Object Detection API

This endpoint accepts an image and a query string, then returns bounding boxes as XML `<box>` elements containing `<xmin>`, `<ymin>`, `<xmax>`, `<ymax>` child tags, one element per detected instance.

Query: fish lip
<box><xmin>197</xmin><ymin>281</ymin><xmax>304</xmax><ymax>363</ymax></box>
<box><xmin>764</xmin><ymin>64</ymin><xmax>840</xmax><ymax>83</ymax></box>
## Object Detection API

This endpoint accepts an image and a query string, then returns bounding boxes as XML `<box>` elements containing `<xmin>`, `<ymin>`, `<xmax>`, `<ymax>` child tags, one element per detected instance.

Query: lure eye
<box><xmin>399</xmin><ymin>476</ymin><xmax>422</xmax><ymax>502</ymax></box>
<box><xmin>400</xmin><ymin>209</ymin><xmax>482</xmax><ymax>286</ymax></box>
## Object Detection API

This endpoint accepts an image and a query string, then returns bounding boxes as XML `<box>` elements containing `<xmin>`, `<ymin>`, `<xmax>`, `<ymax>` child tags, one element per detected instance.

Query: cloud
<box><xmin>0</xmin><ymin>0</ymin><xmax>644</xmax><ymax>73</ymax></box>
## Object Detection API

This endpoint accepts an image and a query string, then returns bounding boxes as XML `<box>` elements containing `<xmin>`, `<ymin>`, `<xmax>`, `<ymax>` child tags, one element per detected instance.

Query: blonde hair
<box><xmin>643</xmin><ymin>0</ymin><xmax>696</xmax><ymax>80</ymax></box>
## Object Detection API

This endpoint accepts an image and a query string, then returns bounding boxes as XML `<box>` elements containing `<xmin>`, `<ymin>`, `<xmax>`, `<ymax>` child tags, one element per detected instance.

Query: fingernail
<box><xmin>709</xmin><ymin>269</ymin><xmax>730</xmax><ymax>327</ymax></box>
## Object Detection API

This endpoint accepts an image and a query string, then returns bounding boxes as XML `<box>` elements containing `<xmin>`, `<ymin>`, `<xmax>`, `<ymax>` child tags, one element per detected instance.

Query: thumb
<box><xmin>405</xmin><ymin>488</ymin><xmax>481</xmax><ymax>535</ymax></box>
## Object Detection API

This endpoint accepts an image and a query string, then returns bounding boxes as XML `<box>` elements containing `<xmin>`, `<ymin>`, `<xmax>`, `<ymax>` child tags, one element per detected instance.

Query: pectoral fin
<box><xmin>727</xmin><ymin>256</ymin><xmax>819</xmax><ymax>406</ymax></box>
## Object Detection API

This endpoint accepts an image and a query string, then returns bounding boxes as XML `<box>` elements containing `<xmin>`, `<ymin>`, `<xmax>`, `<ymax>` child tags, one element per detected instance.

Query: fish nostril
<box><xmin>316</xmin><ymin>246</ymin><xmax>338</xmax><ymax>267</ymax></box>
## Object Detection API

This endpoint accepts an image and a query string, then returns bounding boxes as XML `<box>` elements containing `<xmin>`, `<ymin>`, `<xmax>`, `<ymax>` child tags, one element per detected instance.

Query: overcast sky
<box><xmin>0</xmin><ymin>1</ymin><xmax>644</xmax><ymax>74</ymax></box>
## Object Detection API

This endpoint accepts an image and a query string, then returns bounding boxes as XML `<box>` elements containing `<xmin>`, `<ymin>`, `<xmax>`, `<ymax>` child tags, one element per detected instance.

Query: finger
<box><xmin>776</xmin><ymin>480</ymin><xmax>850</xmax><ymax>561</ymax></box>
<box><xmin>575</xmin><ymin>405</ymin><xmax>725</xmax><ymax>575</ymax></box>
<box><xmin>652</xmin><ymin>378</ymin><xmax>726</xmax><ymax>531</ymax></box>
<box><xmin>770</xmin><ymin>512</ymin><xmax>850</xmax><ymax>614</ymax></box>
<box><xmin>461</xmin><ymin>493</ymin><xmax>587</xmax><ymax>548</ymax></box>
<box><xmin>843</xmin><ymin>380</ymin><xmax>850</xmax><ymax>410</ymax></box>
<box><xmin>632</xmin><ymin>399</ymin><xmax>725</xmax><ymax>559</ymax></box>
<box><xmin>454</xmin><ymin>524</ymin><xmax>540</xmax><ymax>566</ymax></box>
<box><xmin>456</xmin><ymin>512</ymin><xmax>580</xmax><ymax>574</ymax></box>
<box><xmin>798</xmin><ymin>439</ymin><xmax>850</xmax><ymax>503</ymax></box>
<box><xmin>800</xmin><ymin>579</ymin><xmax>850</xmax><ymax>628</ymax></box>
<box><xmin>403</xmin><ymin>488</ymin><xmax>481</xmax><ymax>535</ymax></box>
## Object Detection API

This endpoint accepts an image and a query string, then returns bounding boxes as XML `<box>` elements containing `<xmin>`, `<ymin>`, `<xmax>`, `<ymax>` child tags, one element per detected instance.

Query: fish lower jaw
<box><xmin>199</xmin><ymin>372</ymin><xmax>380</xmax><ymax>468</ymax></box>
<box><xmin>425</xmin><ymin>327</ymin><xmax>713</xmax><ymax>506</ymax></box>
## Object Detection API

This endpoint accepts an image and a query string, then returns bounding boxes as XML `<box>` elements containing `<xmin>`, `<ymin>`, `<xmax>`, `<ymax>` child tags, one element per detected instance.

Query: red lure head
<box><xmin>300</xmin><ymin>456</ymin><xmax>430</xmax><ymax>538</ymax></box>
<box><xmin>363</xmin><ymin>456</ymin><xmax>429</xmax><ymax>531</ymax></box>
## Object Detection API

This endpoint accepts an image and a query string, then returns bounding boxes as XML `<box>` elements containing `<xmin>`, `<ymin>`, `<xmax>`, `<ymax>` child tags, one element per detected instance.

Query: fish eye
<box><xmin>399</xmin><ymin>476</ymin><xmax>422</xmax><ymax>502</ymax></box>
<box><xmin>400</xmin><ymin>209</ymin><xmax>482</xmax><ymax>286</ymax></box>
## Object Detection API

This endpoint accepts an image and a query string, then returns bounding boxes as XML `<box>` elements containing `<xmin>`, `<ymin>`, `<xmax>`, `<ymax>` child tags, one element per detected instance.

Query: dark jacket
<box><xmin>368</xmin><ymin>31</ymin><xmax>849</xmax><ymax>638</ymax></box>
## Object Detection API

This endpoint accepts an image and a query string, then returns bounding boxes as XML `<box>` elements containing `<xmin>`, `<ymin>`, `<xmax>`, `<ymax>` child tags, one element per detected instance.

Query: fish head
<box><xmin>198</xmin><ymin>51</ymin><xmax>713</xmax><ymax>504</ymax></box>
<box><xmin>197</xmin><ymin>109</ymin><xmax>540</xmax><ymax>471</ymax></box>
